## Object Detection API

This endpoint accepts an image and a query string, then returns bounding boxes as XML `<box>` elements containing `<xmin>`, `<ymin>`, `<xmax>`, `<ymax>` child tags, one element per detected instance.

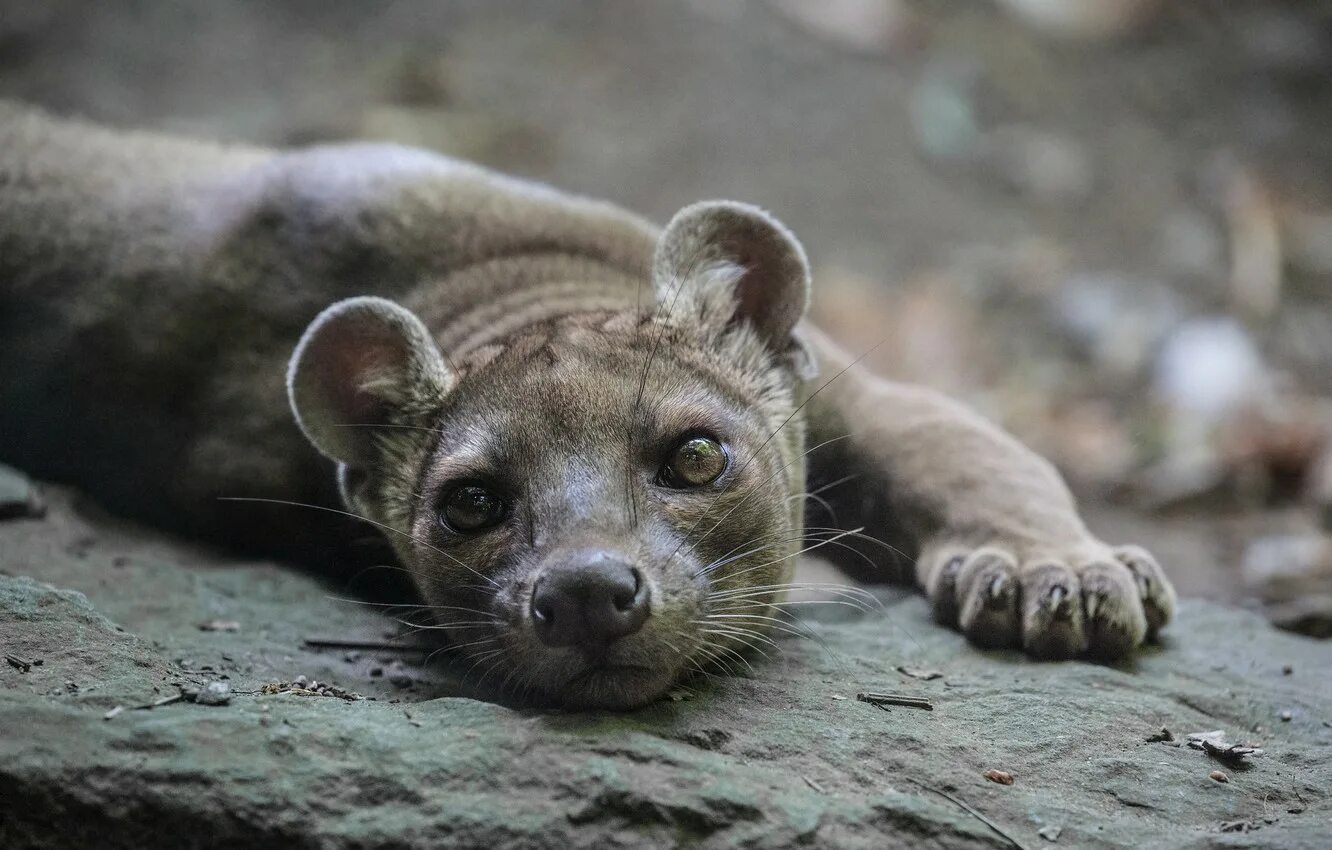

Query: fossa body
<box><xmin>0</xmin><ymin>104</ymin><xmax>1174</xmax><ymax>708</ymax></box>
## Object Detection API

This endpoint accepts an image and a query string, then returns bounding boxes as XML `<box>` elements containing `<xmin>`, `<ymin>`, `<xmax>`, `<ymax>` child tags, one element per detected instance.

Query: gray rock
<box><xmin>194</xmin><ymin>681</ymin><xmax>232</xmax><ymax>706</ymax></box>
<box><xmin>0</xmin><ymin>463</ymin><xmax>45</xmax><ymax>520</ymax></box>
<box><xmin>1</xmin><ymin>485</ymin><xmax>1330</xmax><ymax>849</ymax></box>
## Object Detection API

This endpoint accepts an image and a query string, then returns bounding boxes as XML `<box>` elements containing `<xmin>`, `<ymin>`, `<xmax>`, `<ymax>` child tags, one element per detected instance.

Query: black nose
<box><xmin>531</xmin><ymin>555</ymin><xmax>649</xmax><ymax>648</ymax></box>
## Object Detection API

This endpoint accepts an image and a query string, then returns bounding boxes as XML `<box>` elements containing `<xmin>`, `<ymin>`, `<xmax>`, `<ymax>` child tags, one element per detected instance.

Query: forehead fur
<box><xmin>439</xmin><ymin>305</ymin><xmax>795</xmax><ymax>452</ymax></box>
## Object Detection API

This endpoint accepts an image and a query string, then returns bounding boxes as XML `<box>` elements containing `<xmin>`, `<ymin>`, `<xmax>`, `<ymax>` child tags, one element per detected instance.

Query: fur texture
<box><xmin>0</xmin><ymin>103</ymin><xmax>1175</xmax><ymax>708</ymax></box>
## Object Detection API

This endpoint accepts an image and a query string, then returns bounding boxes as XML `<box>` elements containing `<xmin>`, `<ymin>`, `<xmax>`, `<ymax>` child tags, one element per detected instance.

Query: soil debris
<box><xmin>1187</xmin><ymin>730</ymin><xmax>1264</xmax><ymax>765</ymax></box>
<box><xmin>896</xmin><ymin>665</ymin><xmax>943</xmax><ymax>681</ymax></box>
<box><xmin>984</xmin><ymin>769</ymin><xmax>1016</xmax><ymax>786</ymax></box>
<box><xmin>5</xmin><ymin>653</ymin><xmax>39</xmax><ymax>672</ymax></box>
<box><xmin>259</xmin><ymin>675</ymin><xmax>362</xmax><ymax>701</ymax></box>
<box><xmin>198</xmin><ymin>620</ymin><xmax>241</xmax><ymax>632</ymax></box>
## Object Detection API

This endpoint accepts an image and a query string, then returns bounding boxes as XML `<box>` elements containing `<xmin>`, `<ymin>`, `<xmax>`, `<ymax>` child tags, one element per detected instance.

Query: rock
<box><xmin>0</xmin><ymin>463</ymin><xmax>45</xmax><ymax>520</ymax></box>
<box><xmin>1153</xmin><ymin>317</ymin><xmax>1269</xmax><ymax>438</ymax></box>
<box><xmin>768</xmin><ymin>0</ymin><xmax>925</xmax><ymax>56</ymax></box>
<box><xmin>1242</xmin><ymin>533</ymin><xmax>1332</xmax><ymax>638</ymax></box>
<box><xmin>2</xmin><ymin>484</ymin><xmax>1331</xmax><ymax>848</ymax></box>
<box><xmin>994</xmin><ymin>0</ymin><xmax>1161</xmax><ymax>41</ymax></box>
<box><xmin>194</xmin><ymin>681</ymin><xmax>232</xmax><ymax>706</ymax></box>
<box><xmin>910</xmin><ymin>58</ymin><xmax>985</xmax><ymax>164</ymax></box>
<box><xmin>984</xmin><ymin>125</ymin><xmax>1094</xmax><ymax>205</ymax></box>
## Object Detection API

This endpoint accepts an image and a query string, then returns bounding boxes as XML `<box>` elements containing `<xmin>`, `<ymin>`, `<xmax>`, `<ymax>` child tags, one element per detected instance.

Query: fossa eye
<box><xmin>439</xmin><ymin>484</ymin><xmax>507</xmax><ymax>533</ymax></box>
<box><xmin>658</xmin><ymin>436</ymin><xmax>729</xmax><ymax>489</ymax></box>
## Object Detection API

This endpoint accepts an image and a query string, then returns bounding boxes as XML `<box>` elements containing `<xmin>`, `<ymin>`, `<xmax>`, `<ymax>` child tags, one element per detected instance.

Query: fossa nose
<box><xmin>530</xmin><ymin>551</ymin><xmax>649</xmax><ymax>649</ymax></box>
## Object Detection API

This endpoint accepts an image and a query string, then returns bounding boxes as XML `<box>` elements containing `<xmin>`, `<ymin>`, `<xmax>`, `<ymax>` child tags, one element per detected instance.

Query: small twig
<box><xmin>802</xmin><ymin>775</ymin><xmax>827</xmax><ymax>794</ymax></box>
<box><xmin>302</xmin><ymin>638</ymin><xmax>431</xmax><ymax>653</ymax></box>
<box><xmin>5</xmin><ymin>654</ymin><xmax>37</xmax><ymax>672</ymax></box>
<box><xmin>902</xmin><ymin>777</ymin><xmax>1029</xmax><ymax>850</ymax></box>
<box><xmin>134</xmin><ymin>694</ymin><xmax>184</xmax><ymax>711</ymax></box>
<box><xmin>103</xmin><ymin>691</ymin><xmax>188</xmax><ymax>719</ymax></box>
<box><xmin>857</xmin><ymin>692</ymin><xmax>934</xmax><ymax>711</ymax></box>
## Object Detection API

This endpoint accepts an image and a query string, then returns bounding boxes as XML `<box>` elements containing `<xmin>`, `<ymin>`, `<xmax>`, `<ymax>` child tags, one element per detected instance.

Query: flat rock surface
<box><xmin>2</xmin><ymin>485</ymin><xmax>1331</xmax><ymax>849</ymax></box>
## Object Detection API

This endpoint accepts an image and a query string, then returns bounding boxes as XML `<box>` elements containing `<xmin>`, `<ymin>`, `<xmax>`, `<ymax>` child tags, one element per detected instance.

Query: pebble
<box><xmin>983</xmin><ymin>768</ymin><xmax>1015</xmax><ymax>785</ymax></box>
<box><xmin>0</xmin><ymin>463</ymin><xmax>45</xmax><ymax>520</ymax></box>
<box><xmin>1037</xmin><ymin>824</ymin><xmax>1062</xmax><ymax>842</ymax></box>
<box><xmin>195</xmin><ymin>681</ymin><xmax>232</xmax><ymax>706</ymax></box>
<box><xmin>1154</xmin><ymin>316</ymin><xmax>1267</xmax><ymax>421</ymax></box>
<box><xmin>995</xmin><ymin>0</ymin><xmax>1161</xmax><ymax>41</ymax></box>
<box><xmin>1210</xmin><ymin>770</ymin><xmax>1229</xmax><ymax>783</ymax></box>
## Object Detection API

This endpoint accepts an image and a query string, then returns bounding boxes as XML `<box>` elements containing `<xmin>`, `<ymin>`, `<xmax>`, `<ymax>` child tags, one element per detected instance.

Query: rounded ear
<box><xmin>653</xmin><ymin>200</ymin><xmax>812</xmax><ymax>348</ymax></box>
<box><xmin>287</xmin><ymin>296</ymin><xmax>451</xmax><ymax>467</ymax></box>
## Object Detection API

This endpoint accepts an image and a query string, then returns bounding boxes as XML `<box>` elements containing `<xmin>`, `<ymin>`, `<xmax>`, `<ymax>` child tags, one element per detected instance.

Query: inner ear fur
<box><xmin>287</xmin><ymin>296</ymin><xmax>451</xmax><ymax>467</ymax></box>
<box><xmin>653</xmin><ymin>201</ymin><xmax>812</xmax><ymax>350</ymax></box>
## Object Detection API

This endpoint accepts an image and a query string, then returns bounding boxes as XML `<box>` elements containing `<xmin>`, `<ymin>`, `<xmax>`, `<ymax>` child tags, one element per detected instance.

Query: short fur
<box><xmin>0</xmin><ymin>103</ymin><xmax>1175</xmax><ymax>708</ymax></box>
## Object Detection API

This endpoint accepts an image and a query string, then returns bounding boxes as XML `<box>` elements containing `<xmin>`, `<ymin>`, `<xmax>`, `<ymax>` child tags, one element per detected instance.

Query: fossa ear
<box><xmin>288</xmin><ymin>296</ymin><xmax>452</xmax><ymax>467</ymax></box>
<box><xmin>653</xmin><ymin>200</ymin><xmax>812</xmax><ymax>359</ymax></box>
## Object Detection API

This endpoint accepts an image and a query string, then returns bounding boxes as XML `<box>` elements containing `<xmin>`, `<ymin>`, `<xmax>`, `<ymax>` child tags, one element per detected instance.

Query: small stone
<box><xmin>1210</xmin><ymin>770</ymin><xmax>1229</xmax><ymax>783</ymax></box>
<box><xmin>1280</xmin><ymin>710</ymin><xmax>1293</xmax><ymax>722</ymax></box>
<box><xmin>984</xmin><ymin>769</ymin><xmax>1015</xmax><ymax>786</ymax></box>
<box><xmin>198</xmin><ymin>620</ymin><xmax>241</xmax><ymax>633</ymax></box>
<box><xmin>1282</xmin><ymin>665</ymin><xmax>1293</xmax><ymax>675</ymax></box>
<box><xmin>194</xmin><ymin>681</ymin><xmax>231</xmax><ymax>706</ymax></box>
<box><xmin>0</xmin><ymin>464</ymin><xmax>46</xmax><ymax>520</ymax></box>
<box><xmin>1037</xmin><ymin>824</ymin><xmax>1062</xmax><ymax>842</ymax></box>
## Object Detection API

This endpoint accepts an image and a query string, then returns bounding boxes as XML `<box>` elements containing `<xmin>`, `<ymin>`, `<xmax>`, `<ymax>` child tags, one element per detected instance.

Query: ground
<box><xmin>2</xmin><ymin>1</ymin><xmax>1332</xmax><ymax>847</ymax></box>
<box><xmin>2</xmin><ymin>472</ymin><xmax>1330</xmax><ymax>848</ymax></box>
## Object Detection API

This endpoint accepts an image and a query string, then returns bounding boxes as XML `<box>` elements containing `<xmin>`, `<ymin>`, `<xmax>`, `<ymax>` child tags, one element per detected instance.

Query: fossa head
<box><xmin>288</xmin><ymin>201</ymin><xmax>817</xmax><ymax>707</ymax></box>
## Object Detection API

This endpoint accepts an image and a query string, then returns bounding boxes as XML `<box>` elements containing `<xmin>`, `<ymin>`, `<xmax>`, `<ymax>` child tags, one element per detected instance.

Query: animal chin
<box><xmin>557</xmin><ymin>662</ymin><xmax>674</xmax><ymax>710</ymax></box>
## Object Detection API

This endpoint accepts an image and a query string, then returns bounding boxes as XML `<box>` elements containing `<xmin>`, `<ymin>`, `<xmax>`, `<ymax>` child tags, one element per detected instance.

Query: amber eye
<box><xmin>658</xmin><ymin>436</ymin><xmax>729</xmax><ymax>489</ymax></box>
<box><xmin>440</xmin><ymin>484</ymin><xmax>507</xmax><ymax>533</ymax></box>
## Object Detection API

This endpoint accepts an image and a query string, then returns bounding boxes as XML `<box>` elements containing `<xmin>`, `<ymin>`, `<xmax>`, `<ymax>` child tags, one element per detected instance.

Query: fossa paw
<box><xmin>917</xmin><ymin>539</ymin><xmax>1176</xmax><ymax>660</ymax></box>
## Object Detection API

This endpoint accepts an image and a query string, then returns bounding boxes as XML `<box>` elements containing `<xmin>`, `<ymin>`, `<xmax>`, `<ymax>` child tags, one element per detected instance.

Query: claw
<box><xmin>942</xmin><ymin>555</ymin><xmax>963</xmax><ymax>578</ymax></box>
<box><xmin>1083</xmin><ymin>589</ymin><xmax>1100</xmax><ymax>620</ymax></box>
<box><xmin>1045</xmin><ymin>584</ymin><xmax>1069</xmax><ymax>618</ymax></box>
<box><xmin>1133</xmin><ymin>570</ymin><xmax>1152</xmax><ymax>598</ymax></box>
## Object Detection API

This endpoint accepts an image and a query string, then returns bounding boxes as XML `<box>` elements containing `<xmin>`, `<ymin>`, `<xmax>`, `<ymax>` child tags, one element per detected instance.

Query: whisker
<box><xmin>323</xmin><ymin>595</ymin><xmax>498</xmax><ymax>618</ymax></box>
<box><xmin>711</xmin><ymin>527</ymin><xmax>865</xmax><ymax>586</ymax></box>
<box><xmin>218</xmin><ymin>496</ymin><xmax>499</xmax><ymax>590</ymax></box>
<box><xmin>699</xmin><ymin>627</ymin><xmax>779</xmax><ymax>659</ymax></box>
<box><xmin>707</xmin><ymin>582</ymin><xmax>882</xmax><ymax>606</ymax></box>
<box><xmin>699</xmin><ymin>615</ymin><xmax>816</xmax><ymax>645</ymax></box>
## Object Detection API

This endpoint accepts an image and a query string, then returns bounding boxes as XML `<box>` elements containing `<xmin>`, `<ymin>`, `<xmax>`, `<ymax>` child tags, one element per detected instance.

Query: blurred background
<box><xmin>2</xmin><ymin>0</ymin><xmax>1330</xmax><ymax>636</ymax></box>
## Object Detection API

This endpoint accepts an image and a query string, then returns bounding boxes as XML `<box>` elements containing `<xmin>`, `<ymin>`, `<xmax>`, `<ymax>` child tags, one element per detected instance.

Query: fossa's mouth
<box><xmin>558</xmin><ymin>662</ymin><xmax>675</xmax><ymax>709</ymax></box>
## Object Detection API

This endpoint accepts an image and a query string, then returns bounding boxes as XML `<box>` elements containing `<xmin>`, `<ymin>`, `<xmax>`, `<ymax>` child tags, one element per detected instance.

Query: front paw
<box><xmin>916</xmin><ymin>539</ymin><xmax>1176</xmax><ymax>660</ymax></box>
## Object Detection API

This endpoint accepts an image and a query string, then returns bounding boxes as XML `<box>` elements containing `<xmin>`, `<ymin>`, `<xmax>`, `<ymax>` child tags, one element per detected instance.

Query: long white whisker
<box><xmin>219</xmin><ymin>496</ymin><xmax>499</xmax><ymax>589</ymax></box>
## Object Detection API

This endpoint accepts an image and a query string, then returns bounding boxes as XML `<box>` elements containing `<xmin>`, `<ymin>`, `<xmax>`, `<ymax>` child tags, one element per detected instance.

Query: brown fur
<box><xmin>0</xmin><ymin>103</ymin><xmax>1174</xmax><ymax>708</ymax></box>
